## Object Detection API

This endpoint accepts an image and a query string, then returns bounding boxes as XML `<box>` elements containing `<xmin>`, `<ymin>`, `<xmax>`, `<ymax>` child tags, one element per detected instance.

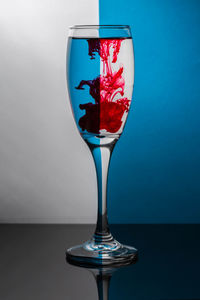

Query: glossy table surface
<box><xmin>0</xmin><ymin>224</ymin><xmax>200</xmax><ymax>300</ymax></box>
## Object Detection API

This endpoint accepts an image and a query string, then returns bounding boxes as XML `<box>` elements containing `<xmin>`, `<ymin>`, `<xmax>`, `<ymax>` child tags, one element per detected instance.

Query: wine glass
<box><xmin>66</xmin><ymin>25</ymin><xmax>137</xmax><ymax>266</ymax></box>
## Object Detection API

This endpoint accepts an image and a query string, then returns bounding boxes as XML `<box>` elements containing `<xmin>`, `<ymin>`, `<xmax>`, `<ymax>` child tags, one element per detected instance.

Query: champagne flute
<box><xmin>66</xmin><ymin>25</ymin><xmax>137</xmax><ymax>266</ymax></box>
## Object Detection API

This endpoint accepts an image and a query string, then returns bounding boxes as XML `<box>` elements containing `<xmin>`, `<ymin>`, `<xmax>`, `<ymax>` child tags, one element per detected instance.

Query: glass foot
<box><xmin>66</xmin><ymin>237</ymin><xmax>138</xmax><ymax>267</ymax></box>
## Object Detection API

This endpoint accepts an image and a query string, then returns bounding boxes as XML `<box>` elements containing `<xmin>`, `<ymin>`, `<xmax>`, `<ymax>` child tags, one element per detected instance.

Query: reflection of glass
<box><xmin>67</xmin><ymin>258</ymin><xmax>137</xmax><ymax>300</ymax></box>
<box><xmin>66</xmin><ymin>25</ymin><xmax>137</xmax><ymax>266</ymax></box>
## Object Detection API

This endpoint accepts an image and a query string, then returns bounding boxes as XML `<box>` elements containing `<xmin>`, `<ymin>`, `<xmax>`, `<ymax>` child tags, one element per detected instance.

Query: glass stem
<box><xmin>87</xmin><ymin>138</ymin><xmax>117</xmax><ymax>243</ymax></box>
<box><xmin>96</xmin><ymin>272</ymin><xmax>111</xmax><ymax>300</ymax></box>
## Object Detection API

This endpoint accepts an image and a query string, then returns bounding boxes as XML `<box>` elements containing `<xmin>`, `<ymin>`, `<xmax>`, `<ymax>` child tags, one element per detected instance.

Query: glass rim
<box><xmin>69</xmin><ymin>25</ymin><xmax>131</xmax><ymax>30</ymax></box>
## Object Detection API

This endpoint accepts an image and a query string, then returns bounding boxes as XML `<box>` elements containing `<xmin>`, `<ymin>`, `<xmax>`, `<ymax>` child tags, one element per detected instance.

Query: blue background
<box><xmin>100</xmin><ymin>0</ymin><xmax>200</xmax><ymax>223</ymax></box>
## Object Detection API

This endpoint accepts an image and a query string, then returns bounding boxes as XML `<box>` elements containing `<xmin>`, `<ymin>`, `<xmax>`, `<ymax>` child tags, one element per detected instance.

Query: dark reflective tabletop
<box><xmin>0</xmin><ymin>224</ymin><xmax>200</xmax><ymax>299</ymax></box>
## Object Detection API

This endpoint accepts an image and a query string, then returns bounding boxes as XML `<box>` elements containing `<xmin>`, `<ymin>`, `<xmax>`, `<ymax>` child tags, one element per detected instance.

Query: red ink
<box><xmin>87</xmin><ymin>38</ymin><xmax>100</xmax><ymax>60</ymax></box>
<box><xmin>76</xmin><ymin>38</ymin><xmax>130</xmax><ymax>134</ymax></box>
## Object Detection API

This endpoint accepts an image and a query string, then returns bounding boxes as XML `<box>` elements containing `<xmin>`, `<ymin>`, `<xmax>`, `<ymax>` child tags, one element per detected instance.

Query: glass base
<box><xmin>66</xmin><ymin>237</ymin><xmax>138</xmax><ymax>267</ymax></box>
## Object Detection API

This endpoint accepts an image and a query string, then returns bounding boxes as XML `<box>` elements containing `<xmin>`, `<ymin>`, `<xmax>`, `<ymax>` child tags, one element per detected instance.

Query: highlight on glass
<box><xmin>66</xmin><ymin>25</ymin><xmax>137</xmax><ymax>266</ymax></box>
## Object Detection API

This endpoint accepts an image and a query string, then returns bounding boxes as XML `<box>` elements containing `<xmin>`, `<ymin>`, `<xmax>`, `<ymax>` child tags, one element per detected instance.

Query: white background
<box><xmin>0</xmin><ymin>0</ymin><xmax>99</xmax><ymax>223</ymax></box>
